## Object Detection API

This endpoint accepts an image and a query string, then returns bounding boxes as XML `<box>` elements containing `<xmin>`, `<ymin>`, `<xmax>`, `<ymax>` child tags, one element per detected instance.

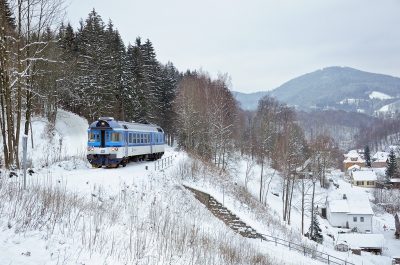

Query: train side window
<box><xmin>141</xmin><ymin>134</ymin><xmax>144</xmax><ymax>143</ymax></box>
<box><xmin>129</xmin><ymin>133</ymin><xmax>132</xmax><ymax>144</ymax></box>
<box><xmin>88</xmin><ymin>132</ymin><xmax>96</xmax><ymax>142</ymax></box>
<box><xmin>147</xmin><ymin>134</ymin><xmax>150</xmax><ymax>143</ymax></box>
<box><xmin>111</xmin><ymin>132</ymin><xmax>122</xmax><ymax>142</ymax></box>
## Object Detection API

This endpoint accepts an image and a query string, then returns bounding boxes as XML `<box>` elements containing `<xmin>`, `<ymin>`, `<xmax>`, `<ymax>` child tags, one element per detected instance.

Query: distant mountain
<box><xmin>232</xmin><ymin>91</ymin><xmax>268</xmax><ymax>110</ymax></box>
<box><xmin>234</xmin><ymin>66</ymin><xmax>400</xmax><ymax>115</ymax></box>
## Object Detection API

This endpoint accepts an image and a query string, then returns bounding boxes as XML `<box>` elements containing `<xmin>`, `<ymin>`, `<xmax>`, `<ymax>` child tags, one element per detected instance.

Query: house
<box><xmin>326</xmin><ymin>193</ymin><xmax>374</xmax><ymax>233</ymax></box>
<box><xmin>335</xmin><ymin>241</ymin><xmax>349</xmax><ymax>252</ymax></box>
<box><xmin>390</xmin><ymin>178</ymin><xmax>400</xmax><ymax>189</ymax></box>
<box><xmin>337</xmin><ymin>234</ymin><xmax>386</xmax><ymax>254</ymax></box>
<box><xmin>343</xmin><ymin>150</ymin><xmax>365</xmax><ymax>174</ymax></box>
<box><xmin>296</xmin><ymin>157</ymin><xmax>312</xmax><ymax>179</ymax></box>
<box><xmin>351</xmin><ymin>170</ymin><xmax>377</xmax><ymax>188</ymax></box>
<box><xmin>372</xmin><ymin>151</ymin><xmax>389</xmax><ymax>168</ymax></box>
<box><xmin>384</xmin><ymin>145</ymin><xmax>400</xmax><ymax>165</ymax></box>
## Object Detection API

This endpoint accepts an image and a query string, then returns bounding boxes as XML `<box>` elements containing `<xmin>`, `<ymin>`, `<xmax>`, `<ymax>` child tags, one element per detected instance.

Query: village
<box><xmin>312</xmin><ymin>146</ymin><xmax>400</xmax><ymax>263</ymax></box>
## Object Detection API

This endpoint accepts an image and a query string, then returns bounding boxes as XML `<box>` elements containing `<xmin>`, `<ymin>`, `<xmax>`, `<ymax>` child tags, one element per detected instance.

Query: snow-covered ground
<box><xmin>369</xmin><ymin>91</ymin><xmax>393</xmax><ymax>100</ymax></box>
<box><xmin>0</xmin><ymin>110</ymin><xmax>398</xmax><ymax>264</ymax></box>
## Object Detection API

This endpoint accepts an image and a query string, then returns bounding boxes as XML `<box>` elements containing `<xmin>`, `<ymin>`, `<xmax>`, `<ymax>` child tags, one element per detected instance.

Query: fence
<box><xmin>154</xmin><ymin>155</ymin><xmax>173</xmax><ymax>171</ymax></box>
<box><xmin>258</xmin><ymin>233</ymin><xmax>354</xmax><ymax>265</ymax></box>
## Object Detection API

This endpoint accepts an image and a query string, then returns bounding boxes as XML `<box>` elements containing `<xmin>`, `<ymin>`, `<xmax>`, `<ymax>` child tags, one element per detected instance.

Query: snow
<box><xmin>329</xmin><ymin>200</ymin><xmax>350</xmax><ymax>213</ymax></box>
<box><xmin>346</xmin><ymin>194</ymin><xmax>374</xmax><ymax>215</ymax></box>
<box><xmin>352</xmin><ymin>171</ymin><xmax>377</xmax><ymax>181</ymax></box>
<box><xmin>337</xmin><ymin>234</ymin><xmax>386</xmax><ymax>249</ymax></box>
<box><xmin>369</xmin><ymin>91</ymin><xmax>393</xmax><ymax>100</ymax></box>
<box><xmin>373</xmin><ymin>151</ymin><xmax>389</xmax><ymax>162</ymax></box>
<box><xmin>0</xmin><ymin>110</ymin><xmax>399</xmax><ymax>264</ymax></box>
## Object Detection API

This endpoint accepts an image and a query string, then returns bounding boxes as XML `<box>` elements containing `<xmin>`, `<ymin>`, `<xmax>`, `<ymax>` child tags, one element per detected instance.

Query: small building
<box><xmin>343</xmin><ymin>150</ymin><xmax>365</xmax><ymax>174</ymax></box>
<box><xmin>351</xmin><ymin>170</ymin><xmax>377</xmax><ymax>188</ymax></box>
<box><xmin>337</xmin><ymin>234</ymin><xmax>386</xmax><ymax>254</ymax></box>
<box><xmin>326</xmin><ymin>193</ymin><xmax>374</xmax><ymax>233</ymax></box>
<box><xmin>335</xmin><ymin>241</ymin><xmax>349</xmax><ymax>252</ymax></box>
<box><xmin>372</xmin><ymin>151</ymin><xmax>389</xmax><ymax>168</ymax></box>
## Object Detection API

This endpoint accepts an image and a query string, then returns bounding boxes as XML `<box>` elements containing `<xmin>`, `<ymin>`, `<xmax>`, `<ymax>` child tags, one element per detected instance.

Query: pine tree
<box><xmin>140</xmin><ymin>39</ymin><xmax>160</xmax><ymax>124</ymax></box>
<box><xmin>125</xmin><ymin>39</ymin><xmax>150</xmax><ymax>123</ymax></box>
<box><xmin>385</xmin><ymin>149</ymin><xmax>398</xmax><ymax>183</ymax></box>
<box><xmin>309</xmin><ymin>213</ymin><xmax>323</xmax><ymax>244</ymax></box>
<box><xmin>76</xmin><ymin>9</ymin><xmax>111</xmax><ymax>120</ymax></box>
<box><xmin>57</xmin><ymin>23</ymin><xmax>80</xmax><ymax>114</ymax></box>
<box><xmin>0</xmin><ymin>0</ymin><xmax>16</xmax><ymax>28</ymax></box>
<box><xmin>364</xmin><ymin>145</ymin><xmax>371</xmax><ymax>167</ymax></box>
<box><xmin>104</xmin><ymin>20</ymin><xmax>126</xmax><ymax>120</ymax></box>
<box><xmin>158</xmin><ymin>61</ymin><xmax>178</xmax><ymax>143</ymax></box>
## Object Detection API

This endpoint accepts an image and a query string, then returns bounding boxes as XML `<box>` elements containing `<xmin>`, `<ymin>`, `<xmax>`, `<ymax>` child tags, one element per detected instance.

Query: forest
<box><xmin>1</xmin><ymin>0</ymin><xmax>400</xmax><ymax>189</ymax></box>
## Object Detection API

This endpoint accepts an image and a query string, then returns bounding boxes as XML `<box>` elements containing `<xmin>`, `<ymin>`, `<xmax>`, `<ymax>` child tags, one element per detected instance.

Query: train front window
<box><xmin>110</xmin><ymin>132</ymin><xmax>122</xmax><ymax>142</ymax></box>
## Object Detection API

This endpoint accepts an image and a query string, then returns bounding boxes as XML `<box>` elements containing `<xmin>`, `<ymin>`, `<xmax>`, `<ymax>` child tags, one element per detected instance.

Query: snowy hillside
<box><xmin>0</xmin><ymin>110</ymin><xmax>397</xmax><ymax>264</ymax></box>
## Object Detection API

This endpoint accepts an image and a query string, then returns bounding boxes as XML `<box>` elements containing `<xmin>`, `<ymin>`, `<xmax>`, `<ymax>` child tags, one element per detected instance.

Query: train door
<box><xmin>124</xmin><ymin>132</ymin><xmax>128</xmax><ymax>157</ymax></box>
<box><xmin>150</xmin><ymin>133</ymin><xmax>153</xmax><ymax>154</ymax></box>
<box><xmin>100</xmin><ymin>131</ymin><xmax>106</xmax><ymax>148</ymax></box>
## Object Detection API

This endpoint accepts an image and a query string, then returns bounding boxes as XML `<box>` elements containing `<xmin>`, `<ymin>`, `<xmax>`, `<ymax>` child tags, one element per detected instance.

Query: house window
<box><xmin>360</xmin><ymin>217</ymin><xmax>364</xmax><ymax>222</ymax></box>
<box><xmin>356</xmin><ymin>181</ymin><xmax>364</xmax><ymax>186</ymax></box>
<box><xmin>367</xmin><ymin>181</ymin><xmax>374</xmax><ymax>185</ymax></box>
<box><xmin>353</xmin><ymin>217</ymin><xmax>357</xmax><ymax>222</ymax></box>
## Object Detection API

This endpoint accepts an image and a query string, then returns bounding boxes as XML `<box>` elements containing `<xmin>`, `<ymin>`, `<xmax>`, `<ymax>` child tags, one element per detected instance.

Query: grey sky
<box><xmin>66</xmin><ymin>1</ymin><xmax>400</xmax><ymax>93</ymax></box>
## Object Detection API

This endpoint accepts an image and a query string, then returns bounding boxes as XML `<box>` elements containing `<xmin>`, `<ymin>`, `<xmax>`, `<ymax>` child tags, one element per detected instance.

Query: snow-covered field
<box><xmin>0</xmin><ymin>110</ymin><xmax>398</xmax><ymax>264</ymax></box>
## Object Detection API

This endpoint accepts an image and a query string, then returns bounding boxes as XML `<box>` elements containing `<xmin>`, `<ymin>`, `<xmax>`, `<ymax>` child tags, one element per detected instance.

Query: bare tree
<box><xmin>0</xmin><ymin>0</ymin><xmax>66</xmax><ymax>168</ymax></box>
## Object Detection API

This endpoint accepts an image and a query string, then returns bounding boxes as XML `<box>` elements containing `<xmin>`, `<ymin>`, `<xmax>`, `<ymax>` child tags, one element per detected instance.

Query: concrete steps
<box><xmin>184</xmin><ymin>185</ymin><xmax>260</xmax><ymax>239</ymax></box>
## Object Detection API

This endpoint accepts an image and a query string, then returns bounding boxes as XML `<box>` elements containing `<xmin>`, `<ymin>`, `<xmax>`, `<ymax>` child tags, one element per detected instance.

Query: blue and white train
<box><xmin>86</xmin><ymin>117</ymin><xmax>165</xmax><ymax>168</ymax></box>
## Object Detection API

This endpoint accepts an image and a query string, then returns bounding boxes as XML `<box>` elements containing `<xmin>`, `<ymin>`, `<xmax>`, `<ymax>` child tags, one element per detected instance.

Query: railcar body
<box><xmin>86</xmin><ymin>117</ymin><xmax>165</xmax><ymax>168</ymax></box>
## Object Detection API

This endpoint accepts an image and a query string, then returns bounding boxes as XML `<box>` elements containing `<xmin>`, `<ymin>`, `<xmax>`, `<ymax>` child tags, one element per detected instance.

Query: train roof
<box><xmin>88</xmin><ymin>117</ymin><xmax>163</xmax><ymax>132</ymax></box>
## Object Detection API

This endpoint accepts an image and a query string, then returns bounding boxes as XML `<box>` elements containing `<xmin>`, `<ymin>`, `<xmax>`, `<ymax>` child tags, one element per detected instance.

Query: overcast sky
<box><xmin>65</xmin><ymin>1</ymin><xmax>400</xmax><ymax>93</ymax></box>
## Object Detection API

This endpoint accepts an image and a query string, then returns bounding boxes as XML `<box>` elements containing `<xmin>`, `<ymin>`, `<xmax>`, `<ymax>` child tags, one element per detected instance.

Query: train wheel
<box><xmin>122</xmin><ymin>158</ymin><xmax>127</xmax><ymax>167</ymax></box>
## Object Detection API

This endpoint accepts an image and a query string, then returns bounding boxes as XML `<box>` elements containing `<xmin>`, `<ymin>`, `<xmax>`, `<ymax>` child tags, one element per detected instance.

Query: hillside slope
<box><xmin>234</xmin><ymin>66</ymin><xmax>400</xmax><ymax>114</ymax></box>
<box><xmin>270</xmin><ymin>66</ymin><xmax>400</xmax><ymax>112</ymax></box>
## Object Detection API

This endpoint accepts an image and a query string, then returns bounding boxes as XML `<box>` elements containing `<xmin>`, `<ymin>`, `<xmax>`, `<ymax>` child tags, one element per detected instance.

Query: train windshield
<box><xmin>88</xmin><ymin>132</ymin><xmax>99</xmax><ymax>142</ymax></box>
<box><xmin>110</xmin><ymin>132</ymin><xmax>122</xmax><ymax>142</ymax></box>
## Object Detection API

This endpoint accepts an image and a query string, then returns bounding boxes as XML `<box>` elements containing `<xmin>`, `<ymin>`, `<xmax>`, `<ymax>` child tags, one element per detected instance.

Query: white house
<box><xmin>326</xmin><ymin>193</ymin><xmax>374</xmax><ymax>233</ymax></box>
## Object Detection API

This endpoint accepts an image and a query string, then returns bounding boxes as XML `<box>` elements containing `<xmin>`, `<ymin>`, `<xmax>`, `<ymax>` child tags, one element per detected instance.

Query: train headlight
<box><xmin>87</xmin><ymin>147</ymin><xmax>94</xmax><ymax>151</ymax></box>
<box><xmin>111</xmin><ymin>147</ymin><xmax>118</xmax><ymax>151</ymax></box>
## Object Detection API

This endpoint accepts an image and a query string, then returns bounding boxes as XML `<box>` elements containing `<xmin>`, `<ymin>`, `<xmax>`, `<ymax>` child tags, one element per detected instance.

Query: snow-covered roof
<box><xmin>384</xmin><ymin>145</ymin><xmax>400</xmax><ymax>153</ymax></box>
<box><xmin>372</xmin><ymin>151</ymin><xmax>388</xmax><ymax>162</ymax></box>
<box><xmin>348</xmin><ymin>165</ymin><xmax>361</xmax><ymax>171</ymax></box>
<box><xmin>338</xmin><ymin>234</ymin><xmax>385</xmax><ymax>249</ymax></box>
<box><xmin>390</xmin><ymin>178</ymin><xmax>400</xmax><ymax>183</ymax></box>
<box><xmin>346</xmin><ymin>194</ymin><xmax>374</xmax><ymax>215</ymax></box>
<box><xmin>343</xmin><ymin>150</ymin><xmax>365</xmax><ymax>162</ymax></box>
<box><xmin>329</xmin><ymin>194</ymin><xmax>373</xmax><ymax>215</ymax></box>
<box><xmin>352</xmin><ymin>171</ymin><xmax>377</xmax><ymax>181</ymax></box>
<box><xmin>369</xmin><ymin>91</ymin><xmax>393</xmax><ymax>100</ymax></box>
<box><xmin>328</xmin><ymin>200</ymin><xmax>350</xmax><ymax>213</ymax></box>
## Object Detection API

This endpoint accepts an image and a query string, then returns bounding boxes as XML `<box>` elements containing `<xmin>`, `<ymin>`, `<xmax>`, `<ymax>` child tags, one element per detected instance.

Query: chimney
<box><xmin>343</xmin><ymin>194</ymin><xmax>347</xmax><ymax>200</ymax></box>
